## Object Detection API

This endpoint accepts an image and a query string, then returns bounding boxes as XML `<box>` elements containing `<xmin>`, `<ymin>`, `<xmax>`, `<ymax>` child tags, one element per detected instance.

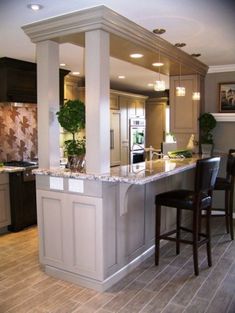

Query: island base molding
<box><xmin>44</xmin><ymin>245</ymin><xmax>155</xmax><ymax>292</ymax></box>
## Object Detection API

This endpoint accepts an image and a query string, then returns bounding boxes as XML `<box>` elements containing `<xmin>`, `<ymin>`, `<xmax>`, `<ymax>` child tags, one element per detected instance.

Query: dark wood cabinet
<box><xmin>8</xmin><ymin>171</ymin><xmax>37</xmax><ymax>232</ymax></box>
<box><xmin>0</xmin><ymin>57</ymin><xmax>69</xmax><ymax>104</ymax></box>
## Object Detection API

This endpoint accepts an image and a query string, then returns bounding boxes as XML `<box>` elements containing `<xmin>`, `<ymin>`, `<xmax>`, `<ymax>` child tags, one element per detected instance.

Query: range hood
<box><xmin>0</xmin><ymin>57</ymin><xmax>37</xmax><ymax>103</ymax></box>
<box><xmin>0</xmin><ymin>57</ymin><xmax>69</xmax><ymax>104</ymax></box>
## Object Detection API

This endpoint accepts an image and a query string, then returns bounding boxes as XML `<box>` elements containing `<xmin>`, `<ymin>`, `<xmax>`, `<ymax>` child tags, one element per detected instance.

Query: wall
<box><xmin>0</xmin><ymin>104</ymin><xmax>37</xmax><ymax>161</ymax></box>
<box><xmin>205</xmin><ymin>71</ymin><xmax>235</xmax><ymax>153</ymax></box>
<box><xmin>205</xmin><ymin>71</ymin><xmax>235</xmax><ymax>211</ymax></box>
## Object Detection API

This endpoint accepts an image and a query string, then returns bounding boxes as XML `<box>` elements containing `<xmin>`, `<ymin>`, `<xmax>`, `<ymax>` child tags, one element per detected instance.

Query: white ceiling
<box><xmin>0</xmin><ymin>0</ymin><xmax>234</xmax><ymax>92</ymax></box>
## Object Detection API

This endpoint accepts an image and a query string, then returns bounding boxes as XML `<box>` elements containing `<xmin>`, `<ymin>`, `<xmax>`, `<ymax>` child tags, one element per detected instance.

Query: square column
<box><xmin>85</xmin><ymin>30</ymin><xmax>110</xmax><ymax>174</ymax></box>
<box><xmin>36</xmin><ymin>40</ymin><xmax>60</xmax><ymax>168</ymax></box>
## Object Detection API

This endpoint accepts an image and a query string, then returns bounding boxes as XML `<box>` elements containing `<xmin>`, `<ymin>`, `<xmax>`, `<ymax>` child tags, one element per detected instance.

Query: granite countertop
<box><xmin>0</xmin><ymin>166</ymin><xmax>25</xmax><ymax>173</ymax></box>
<box><xmin>33</xmin><ymin>156</ymin><xmax>200</xmax><ymax>185</ymax></box>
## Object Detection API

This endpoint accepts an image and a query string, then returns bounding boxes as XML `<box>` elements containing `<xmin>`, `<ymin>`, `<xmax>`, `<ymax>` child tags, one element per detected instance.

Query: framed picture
<box><xmin>219</xmin><ymin>82</ymin><xmax>235</xmax><ymax>112</ymax></box>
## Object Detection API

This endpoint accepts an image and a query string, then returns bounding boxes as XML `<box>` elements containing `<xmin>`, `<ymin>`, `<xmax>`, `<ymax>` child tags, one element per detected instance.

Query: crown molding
<box><xmin>22</xmin><ymin>5</ymin><xmax>208</xmax><ymax>76</ymax></box>
<box><xmin>208</xmin><ymin>64</ymin><xmax>235</xmax><ymax>73</ymax></box>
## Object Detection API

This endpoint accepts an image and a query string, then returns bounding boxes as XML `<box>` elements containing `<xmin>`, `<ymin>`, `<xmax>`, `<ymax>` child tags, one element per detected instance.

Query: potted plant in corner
<box><xmin>56</xmin><ymin>99</ymin><xmax>85</xmax><ymax>170</ymax></box>
<box><xmin>198</xmin><ymin>112</ymin><xmax>217</xmax><ymax>155</ymax></box>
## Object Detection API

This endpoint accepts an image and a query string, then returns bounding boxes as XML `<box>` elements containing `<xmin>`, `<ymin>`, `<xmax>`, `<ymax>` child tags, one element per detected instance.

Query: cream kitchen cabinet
<box><xmin>146</xmin><ymin>97</ymin><xmax>167</xmax><ymax>150</ymax></box>
<box><xmin>0</xmin><ymin>173</ymin><xmax>11</xmax><ymax>228</ymax></box>
<box><xmin>110</xmin><ymin>110</ymin><xmax>121</xmax><ymax>166</ymax></box>
<box><xmin>170</xmin><ymin>74</ymin><xmax>202</xmax><ymax>149</ymax></box>
<box><xmin>37</xmin><ymin>188</ymin><xmax>104</xmax><ymax>281</ymax></box>
<box><xmin>128</xmin><ymin>98</ymin><xmax>145</xmax><ymax>118</ymax></box>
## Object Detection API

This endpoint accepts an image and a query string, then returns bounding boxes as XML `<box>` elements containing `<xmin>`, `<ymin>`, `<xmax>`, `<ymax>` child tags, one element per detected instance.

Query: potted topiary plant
<box><xmin>56</xmin><ymin>99</ymin><xmax>85</xmax><ymax>170</ymax></box>
<box><xmin>198</xmin><ymin>112</ymin><xmax>217</xmax><ymax>155</ymax></box>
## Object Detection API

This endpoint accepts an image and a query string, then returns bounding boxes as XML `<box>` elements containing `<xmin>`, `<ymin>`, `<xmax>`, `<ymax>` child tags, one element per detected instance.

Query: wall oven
<box><xmin>129</xmin><ymin>118</ymin><xmax>146</xmax><ymax>164</ymax></box>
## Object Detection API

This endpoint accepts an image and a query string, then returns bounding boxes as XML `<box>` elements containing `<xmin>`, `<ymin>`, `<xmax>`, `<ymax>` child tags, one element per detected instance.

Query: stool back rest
<box><xmin>226</xmin><ymin>154</ymin><xmax>235</xmax><ymax>178</ymax></box>
<box><xmin>194</xmin><ymin>157</ymin><xmax>221</xmax><ymax>194</ymax></box>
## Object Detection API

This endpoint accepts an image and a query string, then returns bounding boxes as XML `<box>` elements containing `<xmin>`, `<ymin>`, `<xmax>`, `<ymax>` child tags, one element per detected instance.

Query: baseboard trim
<box><xmin>45</xmin><ymin>245</ymin><xmax>155</xmax><ymax>292</ymax></box>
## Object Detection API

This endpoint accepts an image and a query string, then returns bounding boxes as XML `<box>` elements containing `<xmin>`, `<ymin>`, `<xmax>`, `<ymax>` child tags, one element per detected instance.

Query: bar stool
<box><xmin>155</xmin><ymin>157</ymin><xmax>220</xmax><ymax>276</ymax></box>
<box><xmin>214</xmin><ymin>149</ymin><xmax>235</xmax><ymax>240</ymax></box>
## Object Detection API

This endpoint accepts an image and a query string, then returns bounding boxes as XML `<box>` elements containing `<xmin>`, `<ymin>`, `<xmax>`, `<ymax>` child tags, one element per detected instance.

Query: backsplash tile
<box><xmin>0</xmin><ymin>104</ymin><xmax>37</xmax><ymax>161</ymax></box>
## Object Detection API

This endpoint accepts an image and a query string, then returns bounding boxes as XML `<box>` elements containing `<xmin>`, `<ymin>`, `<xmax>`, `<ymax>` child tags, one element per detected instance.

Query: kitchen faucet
<box><xmin>145</xmin><ymin>146</ymin><xmax>162</xmax><ymax>161</ymax></box>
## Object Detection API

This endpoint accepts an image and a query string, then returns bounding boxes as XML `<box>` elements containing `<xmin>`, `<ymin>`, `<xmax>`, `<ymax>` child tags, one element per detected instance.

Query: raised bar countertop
<box><xmin>33</xmin><ymin>156</ymin><xmax>201</xmax><ymax>185</ymax></box>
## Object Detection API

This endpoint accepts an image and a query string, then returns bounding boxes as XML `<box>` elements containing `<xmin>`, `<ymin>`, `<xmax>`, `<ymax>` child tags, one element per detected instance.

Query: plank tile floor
<box><xmin>0</xmin><ymin>218</ymin><xmax>235</xmax><ymax>313</ymax></box>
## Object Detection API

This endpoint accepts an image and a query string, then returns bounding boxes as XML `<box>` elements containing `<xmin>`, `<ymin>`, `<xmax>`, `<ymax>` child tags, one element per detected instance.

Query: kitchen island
<box><xmin>33</xmin><ymin>157</ymin><xmax>199</xmax><ymax>291</ymax></box>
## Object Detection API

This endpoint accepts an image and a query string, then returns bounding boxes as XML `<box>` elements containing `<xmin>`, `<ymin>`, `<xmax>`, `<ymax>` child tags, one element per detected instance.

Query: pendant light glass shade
<box><xmin>192</xmin><ymin>73</ymin><xmax>200</xmax><ymax>100</ymax></box>
<box><xmin>154</xmin><ymin>79</ymin><xmax>165</xmax><ymax>91</ymax></box>
<box><xmin>176</xmin><ymin>86</ymin><xmax>186</xmax><ymax>96</ymax></box>
<box><xmin>153</xmin><ymin>50</ymin><xmax>165</xmax><ymax>91</ymax></box>
<box><xmin>192</xmin><ymin>91</ymin><xmax>200</xmax><ymax>100</ymax></box>
<box><xmin>176</xmin><ymin>62</ymin><xmax>185</xmax><ymax>96</ymax></box>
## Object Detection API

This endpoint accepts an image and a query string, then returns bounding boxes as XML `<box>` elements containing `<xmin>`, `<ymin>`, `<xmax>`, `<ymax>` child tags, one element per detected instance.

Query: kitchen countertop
<box><xmin>33</xmin><ymin>156</ymin><xmax>201</xmax><ymax>185</ymax></box>
<box><xmin>0</xmin><ymin>166</ymin><xmax>25</xmax><ymax>173</ymax></box>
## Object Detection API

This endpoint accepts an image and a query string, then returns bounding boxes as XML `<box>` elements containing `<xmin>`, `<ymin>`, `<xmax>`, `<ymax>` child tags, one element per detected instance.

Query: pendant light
<box><xmin>176</xmin><ymin>62</ymin><xmax>185</xmax><ymax>96</ymax></box>
<box><xmin>153</xmin><ymin>50</ymin><xmax>165</xmax><ymax>91</ymax></box>
<box><xmin>192</xmin><ymin>72</ymin><xmax>200</xmax><ymax>100</ymax></box>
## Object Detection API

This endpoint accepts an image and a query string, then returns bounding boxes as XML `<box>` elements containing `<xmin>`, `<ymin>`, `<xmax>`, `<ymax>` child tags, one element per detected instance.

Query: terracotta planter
<box><xmin>67</xmin><ymin>154</ymin><xmax>85</xmax><ymax>171</ymax></box>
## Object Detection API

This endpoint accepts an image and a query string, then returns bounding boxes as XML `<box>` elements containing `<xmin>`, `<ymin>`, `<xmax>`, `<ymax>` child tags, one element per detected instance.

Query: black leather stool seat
<box><xmin>154</xmin><ymin>157</ymin><xmax>221</xmax><ymax>276</ymax></box>
<box><xmin>155</xmin><ymin>190</ymin><xmax>211</xmax><ymax>210</ymax></box>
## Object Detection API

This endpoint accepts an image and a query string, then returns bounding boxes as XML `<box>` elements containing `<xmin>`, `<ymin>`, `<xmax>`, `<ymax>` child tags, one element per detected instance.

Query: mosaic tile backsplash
<box><xmin>0</xmin><ymin>104</ymin><xmax>37</xmax><ymax>161</ymax></box>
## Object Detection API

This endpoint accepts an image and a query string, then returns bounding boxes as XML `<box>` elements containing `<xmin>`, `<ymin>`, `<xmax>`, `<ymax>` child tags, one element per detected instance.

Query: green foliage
<box><xmin>64</xmin><ymin>138</ymin><xmax>86</xmax><ymax>156</ymax></box>
<box><xmin>198</xmin><ymin>112</ymin><xmax>217</xmax><ymax>144</ymax></box>
<box><xmin>56</xmin><ymin>99</ymin><xmax>85</xmax><ymax>136</ymax></box>
<box><xmin>56</xmin><ymin>99</ymin><xmax>86</xmax><ymax>156</ymax></box>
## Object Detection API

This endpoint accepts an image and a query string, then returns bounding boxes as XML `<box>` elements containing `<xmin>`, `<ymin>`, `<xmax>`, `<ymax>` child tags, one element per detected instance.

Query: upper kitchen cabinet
<box><xmin>0</xmin><ymin>57</ymin><xmax>69</xmax><ymax>104</ymax></box>
<box><xmin>146</xmin><ymin>97</ymin><xmax>167</xmax><ymax>150</ymax></box>
<box><xmin>170</xmin><ymin>74</ymin><xmax>202</xmax><ymax>149</ymax></box>
<box><xmin>128</xmin><ymin>98</ymin><xmax>145</xmax><ymax>118</ymax></box>
<box><xmin>64</xmin><ymin>76</ymin><xmax>85</xmax><ymax>102</ymax></box>
<box><xmin>110</xmin><ymin>93</ymin><xmax>119</xmax><ymax>110</ymax></box>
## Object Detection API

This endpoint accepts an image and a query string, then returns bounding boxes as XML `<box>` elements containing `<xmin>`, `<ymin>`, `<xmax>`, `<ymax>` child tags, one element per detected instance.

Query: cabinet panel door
<box><xmin>110</xmin><ymin>110</ymin><xmax>121</xmax><ymax>166</ymax></box>
<box><xmin>135</xmin><ymin>99</ymin><xmax>145</xmax><ymax>117</ymax></box>
<box><xmin>170</xmin><ymin>75</ymin><xmax>199</xmax><ymax>134</ymax></box>
<box><xmin>110</xmin><ymin>93</ymin><xmax>119</xmax><ymax>110</ymax></box>
<box><xmin>146</xmin><ymin>99</ymin><xmax>166</xmax><ymax>149</ymax></box>
<box><xmin>0</xmin><ymin>184</ymin><xmax>11</xmax><ymax>228</ymax></box>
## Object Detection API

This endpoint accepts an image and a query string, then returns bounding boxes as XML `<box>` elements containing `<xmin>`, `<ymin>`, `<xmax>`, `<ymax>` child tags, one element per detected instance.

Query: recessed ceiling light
<box><xmin>60</xmin><ymin>63</ymin><xmax>66</xmax><ymax>67</ymax></box>
<box><xmin>153</xmin><ymin>28</ymin><xmax>166</xmax><ymax>35</ymax></box>
<box><xmin>174</xmin><ymin>43</ymin><xmax>186</xmax><ymax>48</ymax></box>
<box><xmin>191</xmin><ymin>53</ymin><xmax>201</xmax><ymax>57</ymax></box>
<box><xmin>152</xmin><ymin>62</ymin><xmax>164</xmax><ymax>67</ymax></box>
<box><xmin>118</xmin><ymin>75</ymin><xmax>125</xmax><ymax>79</ymax></box>
<box><xmin>130</xmin><ymin>53</ymin><xmax>144</xmax><ymax>59</ymax></box>
<box><xmin>71</xmin><ymin>71</ymin><xmax>80</xmax><ymax>76</ymax></box>
<box><xmin>27</xmin><ymin>3</ymin><xmax>43</xmax><ymax>11</ymax></box>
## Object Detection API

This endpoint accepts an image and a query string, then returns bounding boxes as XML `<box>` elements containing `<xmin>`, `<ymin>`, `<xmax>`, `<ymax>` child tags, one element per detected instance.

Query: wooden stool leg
<box><xmin>176</xmin><ymin>208</ymin><xmax>181</xmax><ymax>255</ymax></box>
<box><xmin>193</xmin><ymin>209</ymin><xmax>199</xmax><ymax>276</ymax></box>
<box><xmin>155</xmin><ymin>204</ymin><xmax>161</xmax><ymax>265</ymax></box>
<box><xmin>206</xmin><ymin>206</ymin><xmax>212</xmax><ymax>267</ymax></box>
<box><xmin>229</xmin><ymin>188</ymin><xmax>234</xmax><ymax>241</ymax></box>
<box><xmin>225</xmin><ymin>190</ymin><xmax>230</xmax><ymax>234</ymax></box>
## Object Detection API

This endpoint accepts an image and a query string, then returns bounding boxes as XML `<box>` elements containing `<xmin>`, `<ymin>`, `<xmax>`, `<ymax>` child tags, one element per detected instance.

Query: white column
<box><xmin>85</xmin><ymin>30</ymin><xmax>110</xmax><ymax>174</ymax></box>
<box><xmin>36</xmin><ymin>40</ymin><xmax>60</xmax><ymax>168</ymax></box>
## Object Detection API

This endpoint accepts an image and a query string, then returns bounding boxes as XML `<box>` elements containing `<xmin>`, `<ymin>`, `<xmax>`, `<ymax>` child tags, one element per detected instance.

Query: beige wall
<box><xmin>205</xmin><ymin>71</ymin><xmax>235</xmax><ymax>154</ymax></box>
<box><xmin>205</xmin><ymin>71</ymin><xmax>235</xmax><ymax>211</ymax></box>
